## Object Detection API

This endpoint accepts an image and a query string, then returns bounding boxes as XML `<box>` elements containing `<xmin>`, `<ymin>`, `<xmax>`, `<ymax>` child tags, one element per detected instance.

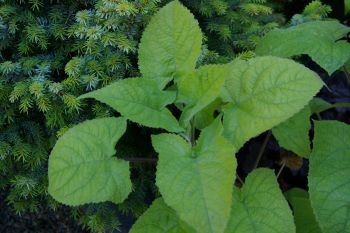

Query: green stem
<box><xmin>276</xmin><ymin>162</ymin><xmax>286</xmax><ymax>179</ymax></box>
<box><xmin>342</xmin><ymin>66</ymin><xmax>350</xmax><ymax>85</ymax></box>
<box><xmin>123</xmin><ymin>157</ymin><xmax>157</xmax><ymax>163</ymax></box>
<box><xmin>236</xmin><ymin>175</ymin><xmax>244</xmax><ymax>185</ymax></box>
<box><xmin>190</xmin><ymin>117</ymin><xmax>196</xmax><ymax>146</ymax></box>
<box><xmin>316</xmin><ymin>102</ymin><xmax>350</xmax><ymax>114</ymax></box>
<box><xmin>253</xmin><ymin>131</ymin><xmax>271</xmax><ymax>169</ymax></box>
<box><xmin>331</xmin><ymin>102</ymin><xmax>350</xmax><ymax>109</ymax></box>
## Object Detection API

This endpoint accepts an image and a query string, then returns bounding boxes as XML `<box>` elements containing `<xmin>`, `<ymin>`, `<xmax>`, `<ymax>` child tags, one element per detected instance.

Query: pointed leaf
<box><xmin>177</xmin><ymin>64</ymin><xmax>228</xmax><ymax>127</ymax></box>
<box><xmin>80</xmin><ymin>78</ymin><xmax>182</xmax><ymax>132</ymax></box>
<box><xmin>138</xmin><ymin>1</ymin><xmax>202</xmax><ymax>87</ymax></box>
<box><xmin>309</xmin><ymin>98</ymin><xmax>332</xmax><ymax>114</ymax></box>
<box><xmin>285</xmin><ymin>188</ymin><xmax>322</xmax><ymax>233</ymax></box>
<box><xmin>256</xmin><ymin>21</ymin><xmax>350</xmax><ymax>74</ymax></box>
<box><xmin>130</xmin><ymin>198</ymin><xmax>196</xmax><ymax>233</ymax></box>
<box><xmin>309</xmin><ymin>120</ymin><xmax>350</xmax><ymax>233</ymax></box>
<box><xmin>222</xmin><ymin>56</ymin><xmax>323</xmax><ymax>150</ymax></box>
<box><xmin>48</xmin><ymin>117</ymin><xmax>131</xmax><ymax>206</ymax></box>
<box><xmin>272</xmin><ymin>106</ymin><xmax>311</xmax><ymax>158</ymax></box>
<box><xmin>153</xmin><ymin>119</ymin><xmax>236</xmax><ymax>233</ymax></box>
<box><xmin>225</xmin><ymin>168</ymin><xmax>295</xmax><ymax>233</ymax></box>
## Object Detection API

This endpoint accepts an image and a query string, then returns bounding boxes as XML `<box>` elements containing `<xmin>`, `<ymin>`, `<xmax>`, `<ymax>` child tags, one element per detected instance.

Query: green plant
<box><xmin>46</xmin><ymin>1</ymin><xmax>350</xmax><ymax>232</ymax></box>
<box><xmin>256</xmin><ymin>1</ymin><xmax>350</xmax><ymax>75</ymax></box>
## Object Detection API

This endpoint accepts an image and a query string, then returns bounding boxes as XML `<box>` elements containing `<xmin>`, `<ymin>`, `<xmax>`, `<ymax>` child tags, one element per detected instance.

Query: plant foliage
<box><xmin>46</xmin><ymin>2</ymin><xmax>350</xmax><ymax>233</ymax></box>
<box><xmin>2</xmin><ymin>0</ymin><xmax>350</xmax><ymax>232</ymax></box>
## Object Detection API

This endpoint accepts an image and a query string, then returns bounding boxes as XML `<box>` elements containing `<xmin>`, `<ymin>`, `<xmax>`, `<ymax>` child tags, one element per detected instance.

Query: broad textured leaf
<box><xmin>222</xmin><ymin>56</ymin><xmax>323</xmax><ymax>150</ymax></box>
<box><xmin>153</xmin><ymin>119</ymin><xmax>236</xmax><ymax>233</ymax></box>
<box><xmin>138</xmin><ymin>1</ymin><xmax>202</xmax><ymax>87</ymax></box>
<box><xmin>272</xmin><ymin>106</ymin><xmax>311</xmax><ymax>158</ymax></box>
<box><xmin>129</xmin><ymin>198</ymin><xmax>195</xmax><ymax>233</ymax></box>
<box><xmin>225</xmin><ymin>168</ymin><xmax>295</xmax><ymax>233</ymax></box>
<box><xmin>177</xmin><ymin>64</ymin><xmax>228</xmax><ymax>127</ymax></box>
<box><xmin>80</xmin><ymin>78</ymin><xmax>182</xmax><ymax>132</ymax></box>
<box><xmin>309</xmin><ymin>120</ymin><xmax>350</xmax><ymax>233</ymax></box>
<box><xmin>256</xmin><ymin>21</ymin><xmax>350</xmax><ymax>74</ymax></box>
<box><xmin>285</xmin><ymin>188</ymin><xmax>322</xmax><ymax>233</ymax></box>
<box><xmin>309</xmin><ymin>97</ymin><xmax>332</xmax><ymax>114</ymax></box>
<box><xmin>48</xmin><ymin>117</ymin><xmax>131</xmax><ymax>206</ymax></box>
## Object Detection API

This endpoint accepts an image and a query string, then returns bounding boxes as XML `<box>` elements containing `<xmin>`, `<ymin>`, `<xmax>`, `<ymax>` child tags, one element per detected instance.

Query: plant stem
<box><xmin>190</xmin><ymin>117</ymin><xmax>196</xmax><ymax>146</ymax></box>
<box><xmin>236</xmin><ymin>175</ymin><xmax>244</xmax><ymax>185</ymax></box>
<box><xmin>276</xmin><ymin>162</ymin><xmax>286</xmax><ymax>179</ymax></box>
<box><xmin>123</xmin><ymin>157</ymin><xmax>157</xmax><ymax>163</ymax></box>
<box><xmin>253</xmin><ymin>130</ymin><xmax>271</xmax><ymax>169</ymax></box>
<box><xmin>331</xmin><ymin>102</ymin><xmax>350</xmax><ymax>109</ymax></box>
<box><xmin>343</xmin><ymin>66</ymin><xmax>350</xmax><ymax>85</ymax></box>
<box><xmin>316</xmin><ymin>112</ymin><xmax>322</xmax><ymax>120</ymax></box>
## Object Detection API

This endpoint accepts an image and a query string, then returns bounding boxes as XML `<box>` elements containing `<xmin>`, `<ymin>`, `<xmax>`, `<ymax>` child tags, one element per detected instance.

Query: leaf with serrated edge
<box><xmin>285</xmin><ymin>188</ymin><xmax>322</xmax><ymax>233</ymax></box>
<box><xmin>48</xmin><ymin>117</ymin><xmax>131</xmax><ymax>206</ymax></box>
<box><xmin>309</xmin><ymin>120</ymin><xmax>350</xmax><ymax>233</ymax></box>
<box><xmin>138</xmin><ymin>1</ymin><xmax>202</xmax><ymax>88</ymax></box>
<box><xmin>177</xmin><ymin>64</ymin><xmax>228</xmax><ymax>127</ymax></box>
<box><xmin>79</xmin><ymin>78</ymin><xmax>182</xmax><ymax>132</ymax></box>
<box><xmin>129</xmin><ymin>198</ymin><xmax>196</xmax><ymax>233</ymax></box>
<box><xmin>272</xmin><ymin>106</ymin><xmax>311</xmax><ymax>158</ymax></box>
<box><xmin>256</xmin><ymin>21</ymin><xmax>350</xmax><ymax>74</ymax></box>
<box><xmin>225</xmin><ymin>168</ymin><xmax>295</xmax><ymax>233</ymax></box>
<box><xmin>153</xmin><ymin>118</ymin><xmax>236</xmax><ymax>233</ymax></box>
<box><xmin>222</xmin><ymin>56</ymin><xmax>323</xmax><ymax>150</ymax></box>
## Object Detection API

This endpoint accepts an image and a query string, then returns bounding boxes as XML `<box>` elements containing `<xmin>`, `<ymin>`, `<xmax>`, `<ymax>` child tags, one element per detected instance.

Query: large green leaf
<box><xmin>177</xmin><ymin>64</ymin><xmax>228</xmax><ymax>127</ymax></box>
<box><xmin>285</xmin><ymin>188</ymin><xmax>322</xmax><ymax>233</ymax></box>
<box><xmin>152</xmin><ymin>119</ymin><xmax>236</xmax><ymax>233</ymax></box>
<box><xmin>346</xmin><ymin>0</ymin><xmax>350</xmax><ymax>14</ymax></box>
<box><xmin>79</xmin><ymin>78</ymin><xmax>182</xmax><ymax>132</ymax></box>
<box><xmin>309</xmin><ymin>120</ymin><xmax>350</xmax><ymax>233</ymax></box>
<box><xmin>225</xmin><ymin>168</ymin><xmax>295</xmax><ymax>233</ymax></box>
<box><xmin>256</xmin><ymin>21</ymin><xmax>350</xmax><ymax>74</ymax></box>
<box><xmin>138</xmin><ymin>1</ymin><xmax>202</xmax><ymax>87</ymax></box>
<box><xmin>129</xmin><ymin>198</ymin><xmax>195</xmax><ymax>233</ymax></box>
<box><xmin>272</xmin><ymin>106</ymin><xmax>311</xmax><ymax>158</ymax></box>
<box><xmin>222</xmin><ymin>56</ymin><xmax>323</xmax><ymax>150</ymax></box>
<box><xmin>48</xmin><ymin>117</ymin><xmax>131</xmax><ymax>206</ymax></box>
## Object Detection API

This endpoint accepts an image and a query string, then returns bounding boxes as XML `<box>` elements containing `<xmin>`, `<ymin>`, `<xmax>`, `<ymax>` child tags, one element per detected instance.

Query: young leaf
<box><xmin>79</xmin><ymin>78</ymin><xmax>183</xmax><ymax>132</ymax></box>
<box><xmin>225</xmin><ymin>168</ymin><xmax>295</xmax><ymax>233</ymax></box>
<box><xmin>256</xmin><ymin>21</ymin><xmax>350</xmax><ymax>74</ymax></box>
<box><xmin>285</xmin><ymin>188</ymin><xmax>322</xmax><ymax>233</ymax></box>
<box><xmin>48</xmin><ymin>117</ymin><xmax>132</xmax><ymax>206</ymax></box>
<box><xmin>177</xmin><ymin>64</ymin><xmax>228</xmax><ymax>127</ymax></box>
<box><xmin>195</xmin><ymin>99</ymin><xmax>222</xmax><ymax>129</ymax></box>
<box><xmin>272</xmin><ymin>106</ymin><xmax>311</xmax><ymax>158</ymax></box>
<box><xmin>129</xmin><ymin>198</ymin><xmax>195</xmax><ymax>233</ymax></box>
<box><xmin>309</xmin><ymin>120</ymin><xmax>350</xmax><ymax>233</ymax></box>
<box><xmin>152</xmin><ymin>119</ymin><xmax>236</xmax><ymax>233</ymax></box>
<box><xmin>138</xmin><ymin>1</ymin><xmax>202</xmax><ymax>87</ymax></box>
<box><xmin>222</xmin><ymin>56</ymin><xmax>323</xmax><ymax>150</ymax></box>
